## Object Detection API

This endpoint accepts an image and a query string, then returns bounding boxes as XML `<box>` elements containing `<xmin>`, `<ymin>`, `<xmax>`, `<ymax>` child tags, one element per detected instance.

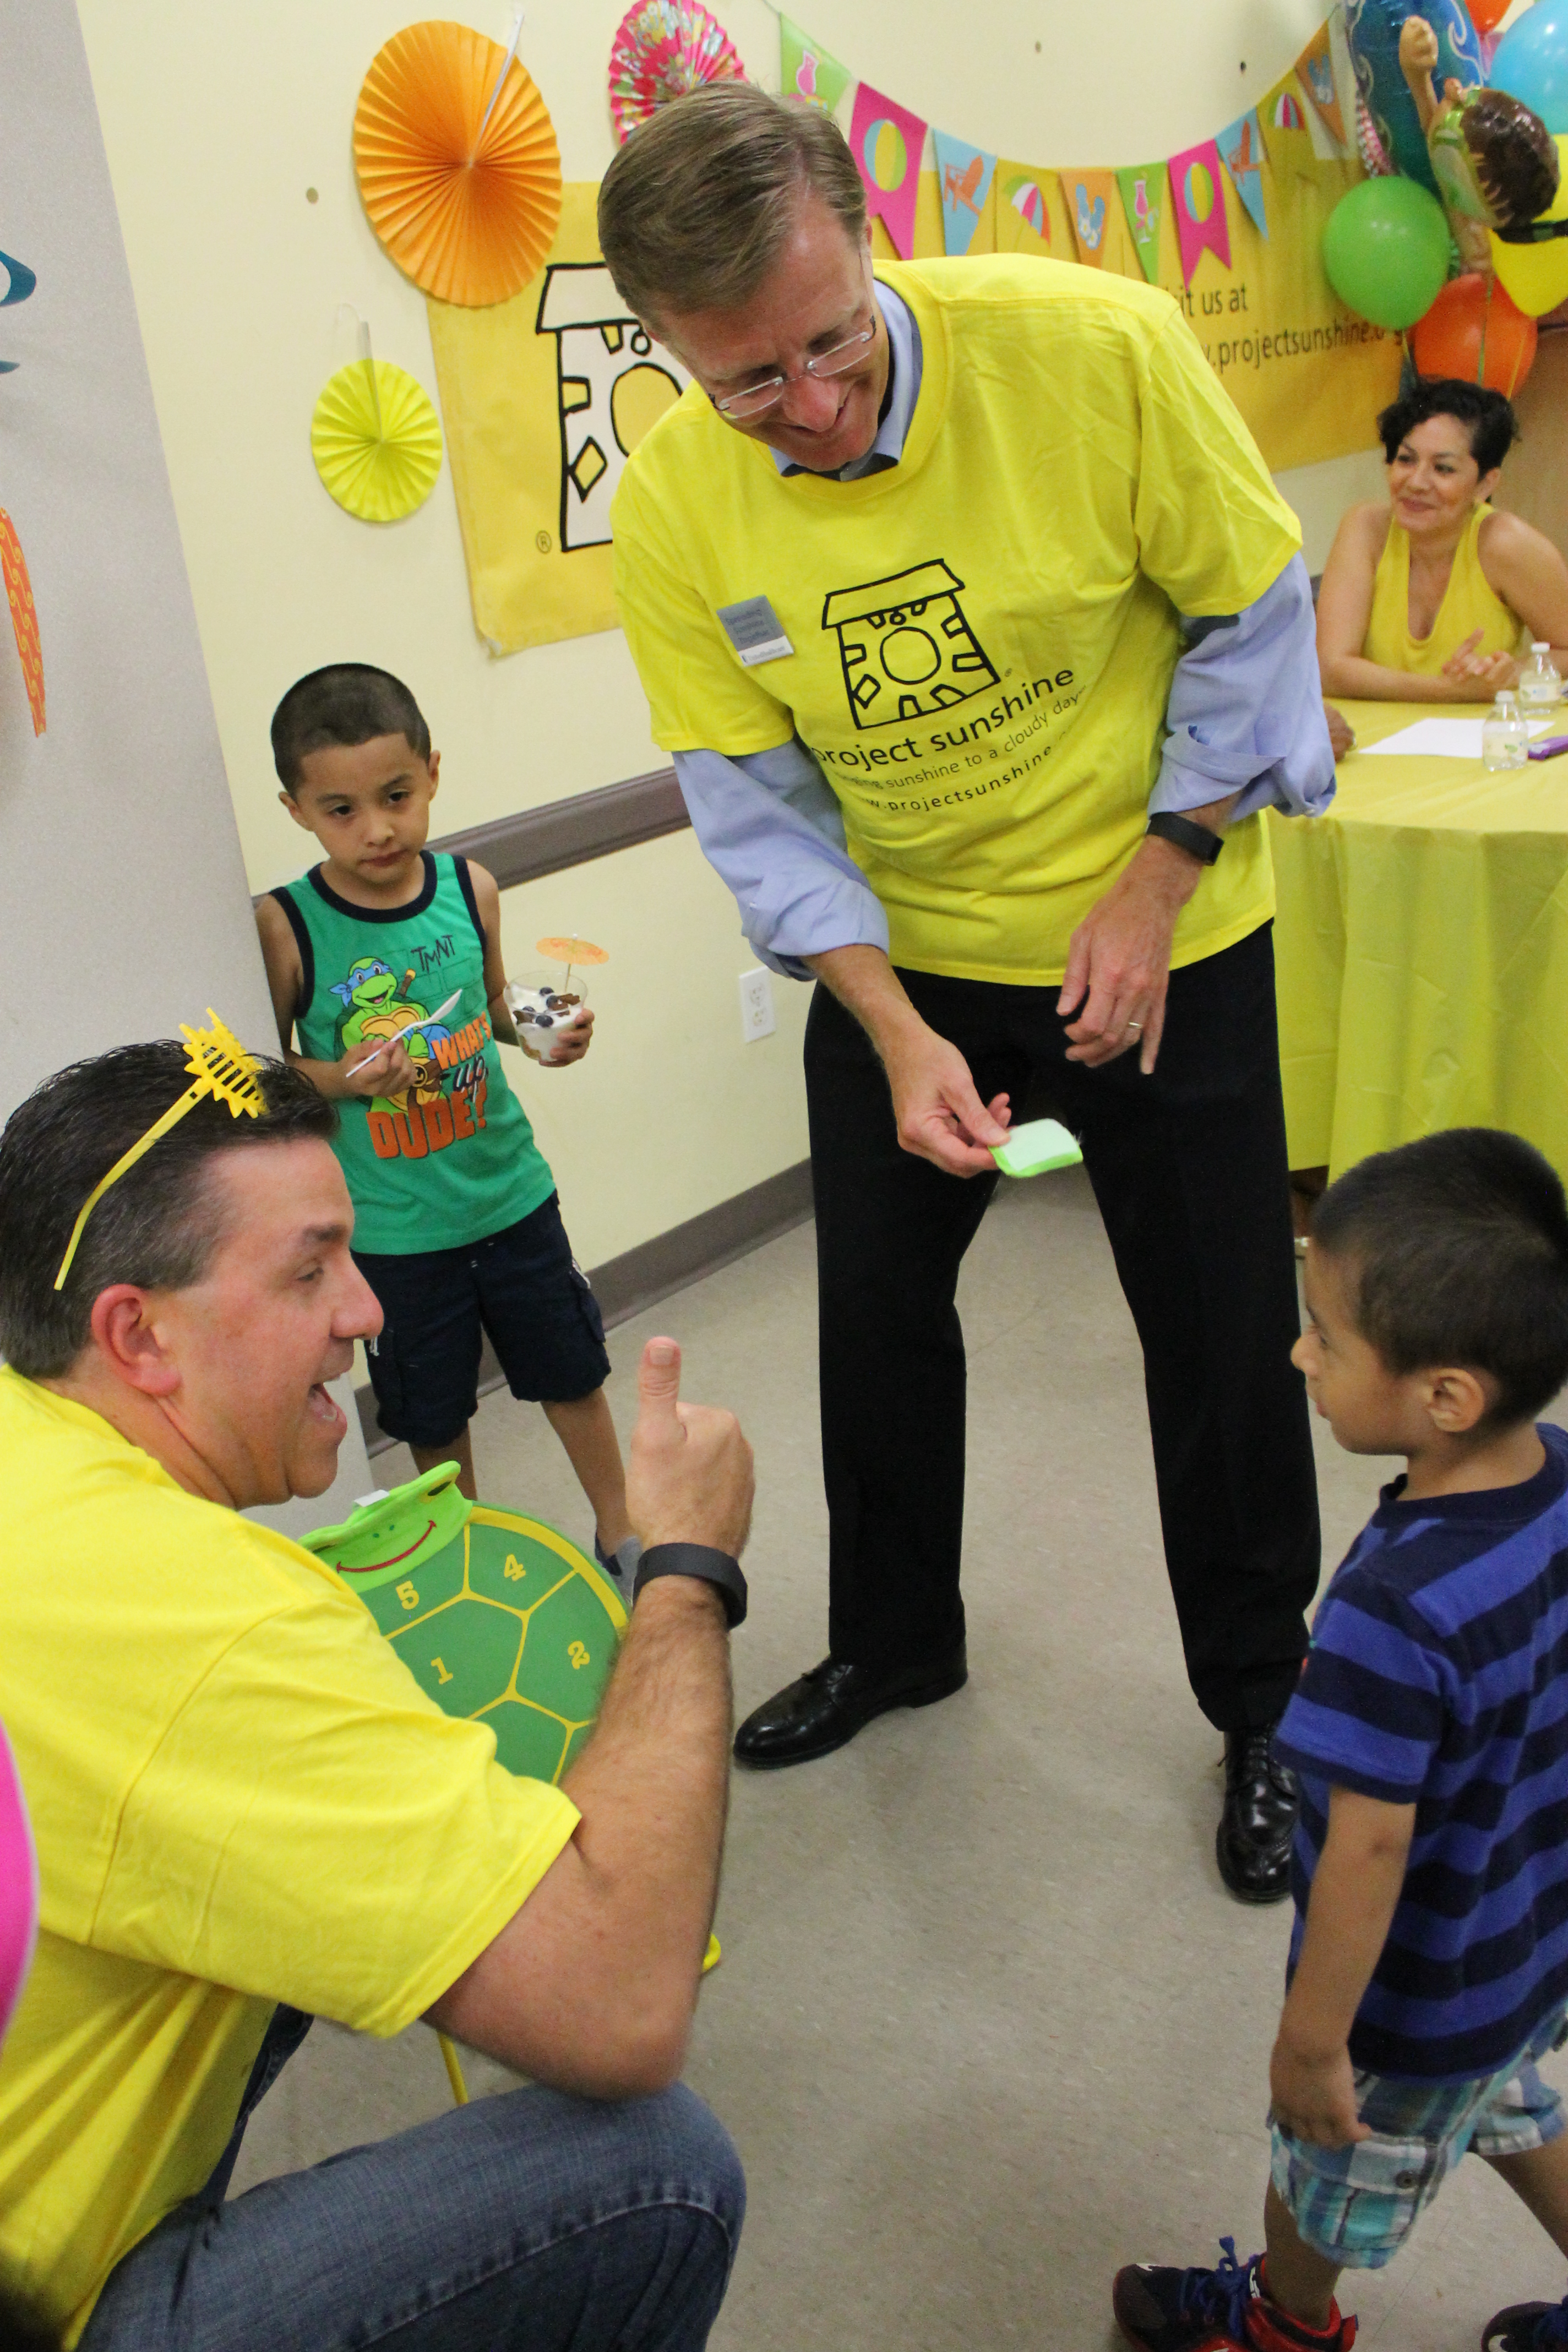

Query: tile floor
<box><xmin>231</xmin><ymin>1168</ymin><xmax>1566</xmax><ymax>2348</ymax></box>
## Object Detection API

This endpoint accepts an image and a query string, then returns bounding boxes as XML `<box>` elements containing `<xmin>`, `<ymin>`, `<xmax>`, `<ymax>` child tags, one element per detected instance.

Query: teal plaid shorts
<box><xmin>1270</xmin><ymin>2007</ymin><xmax>1568</xmax><ymax>2269</ymax></box>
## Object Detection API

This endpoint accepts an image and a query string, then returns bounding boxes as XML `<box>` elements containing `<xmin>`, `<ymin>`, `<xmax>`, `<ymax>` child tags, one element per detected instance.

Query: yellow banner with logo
<box><xmin>428</xmin><ymin>110</ymin><xmax>1398</xmax><ymax>657</ymax></box>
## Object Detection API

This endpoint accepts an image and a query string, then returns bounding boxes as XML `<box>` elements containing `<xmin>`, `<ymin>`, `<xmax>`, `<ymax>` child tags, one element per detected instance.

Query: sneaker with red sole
<box><xmin>1113</xmin><ymin>2239</ymin><xmax>1357</xmax><ymax>2352</ymax></box>
<box><xmin>1484</xmin><ymin>2299</ymin><xmax>1568</xmax><ymax>2350</ymax></box>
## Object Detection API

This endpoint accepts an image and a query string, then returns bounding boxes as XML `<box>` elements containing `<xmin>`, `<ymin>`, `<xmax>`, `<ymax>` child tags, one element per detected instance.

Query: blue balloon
<box><xmin>1493</xmin><ymin>2</ymin><xmax>1568</xmax><ymax>137</ymax></box>
<box><xmin>1346</xmin><ymin>0</ymin><xmax>1485</xmax><ymax>191</ymax></box>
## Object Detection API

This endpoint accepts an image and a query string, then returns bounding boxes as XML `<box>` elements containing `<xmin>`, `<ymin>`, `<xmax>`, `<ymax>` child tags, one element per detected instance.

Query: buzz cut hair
<box><xmin>597</xmin><ymin>82</ymin><xmax>868</xmax><ymax>329</ymax></box>
<box><xmin>271</xmin><ymin>664</ymin><xmax>431</xmax><ymax>796</ymax></box>
<box><xmin>1313</xmin><ymin>1127</ymin><xmax>1568</xmax><ymax>1428</ymax></box>
<box><xmin>0</xmin><ymin>1042</ymin><xmax>338</xmax><ymax>1379</ymax></box>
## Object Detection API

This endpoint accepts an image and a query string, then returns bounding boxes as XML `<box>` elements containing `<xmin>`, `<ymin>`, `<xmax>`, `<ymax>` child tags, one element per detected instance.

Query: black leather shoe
<box><xmin>1216</xmin><ymin>1723</ymin><xmax>1298</xmax><ymax>1904</ymax></box>
<box><xmin>733</xmin><ymin>1650</ymin><xmax>968</xmax><ymax>1768</ymax></box>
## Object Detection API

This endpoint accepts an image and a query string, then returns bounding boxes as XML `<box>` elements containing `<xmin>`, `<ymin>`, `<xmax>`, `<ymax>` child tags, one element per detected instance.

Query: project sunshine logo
<box><xmin>821</xmin><ymin>559</ymin><xmax>1000</xmax><ymax>728</ymax></box>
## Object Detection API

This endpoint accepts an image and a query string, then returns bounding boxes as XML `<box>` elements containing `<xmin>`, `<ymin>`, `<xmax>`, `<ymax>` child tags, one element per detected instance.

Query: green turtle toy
<box><xmin>303</xmin><ymin>1462</ymin><xmax>627</xmax><ymax>1785</ymax></box>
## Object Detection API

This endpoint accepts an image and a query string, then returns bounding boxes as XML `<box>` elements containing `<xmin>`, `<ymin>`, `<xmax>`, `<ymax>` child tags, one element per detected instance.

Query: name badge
<box><xmin>717</xmin><ymin>595</ymin><xmax>794</xmax><ymax>667</ymax></box>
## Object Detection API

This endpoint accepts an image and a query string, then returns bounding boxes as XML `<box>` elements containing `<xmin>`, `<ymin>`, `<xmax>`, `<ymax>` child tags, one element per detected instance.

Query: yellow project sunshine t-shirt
<box><xmin>0</xmin><ymin>1369</ymin><xmax>579</xmax><ymax>2347</ymax></box>
<box><xmin>613</xmin><ymin>254</ymin><xmax>1302</xmax><ymax>985</ymax></box>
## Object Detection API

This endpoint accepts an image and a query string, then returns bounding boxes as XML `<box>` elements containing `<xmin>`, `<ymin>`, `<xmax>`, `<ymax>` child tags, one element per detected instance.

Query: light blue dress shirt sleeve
<box><xmin>1154</xmin><ymin>554</ymin><xmax>1336</xmax><ymax>821</ymax></box>
<box><xmin>672</xmin><ymin>741</ymin><xmax>889</xmax><ymax>979</ymax></box>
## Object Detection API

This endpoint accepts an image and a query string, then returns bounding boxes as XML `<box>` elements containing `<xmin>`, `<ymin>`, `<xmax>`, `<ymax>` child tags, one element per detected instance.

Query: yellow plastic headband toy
<box><xmin>53</xmin><ymin>1011</ymin><xmax>266</xmax><ymax>1293</ymax></box>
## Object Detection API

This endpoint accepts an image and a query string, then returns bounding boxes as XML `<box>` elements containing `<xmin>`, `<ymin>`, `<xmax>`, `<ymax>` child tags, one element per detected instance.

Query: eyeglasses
<box><xmin>711</xmin><ymin>323</ymin><xmax>878</xmax><ymax>420</ymax></box>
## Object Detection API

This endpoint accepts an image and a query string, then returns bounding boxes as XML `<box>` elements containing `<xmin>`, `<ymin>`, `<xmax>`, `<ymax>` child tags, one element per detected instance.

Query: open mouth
<box><xmin>307</xmin><ymin>1382</ymin><xmax>346</xmax><ymax>1434</ymax></box>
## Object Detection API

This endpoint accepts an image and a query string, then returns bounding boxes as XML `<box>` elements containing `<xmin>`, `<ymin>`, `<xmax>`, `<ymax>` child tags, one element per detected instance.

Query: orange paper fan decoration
<box><xmin>0</xmin><ymin>507</ymin><xmax>44</xmax><ymax>734</ymax></box>
<box><xmin>355</xmin><ymin>21</ymin><xmax>563</xmax><ymax>308</ymax></box>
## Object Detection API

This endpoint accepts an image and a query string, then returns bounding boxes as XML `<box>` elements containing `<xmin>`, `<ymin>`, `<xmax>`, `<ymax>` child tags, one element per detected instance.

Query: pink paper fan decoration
<box><xmin>608</xmin><ymin>1</ymin><xmax>745</xmax><ymax>143</ymax></box>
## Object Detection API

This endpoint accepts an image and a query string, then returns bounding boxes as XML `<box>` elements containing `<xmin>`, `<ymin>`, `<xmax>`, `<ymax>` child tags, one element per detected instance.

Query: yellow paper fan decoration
<box><xmin>355</xmin><ymin>21</ymin><xmax>563</xmax><ymax>308</ymax></box>
<box><xmin>311</xmin><ymin>359</ymin><xmax>443</xmax><ymax>523</ymax></box>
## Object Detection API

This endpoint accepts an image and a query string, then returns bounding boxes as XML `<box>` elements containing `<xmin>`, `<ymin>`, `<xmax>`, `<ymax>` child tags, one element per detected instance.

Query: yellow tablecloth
<box><xmin>1270</xmin><ymin>698</ymin><xmax>1568</xmax><ymax>1179</ymax></box>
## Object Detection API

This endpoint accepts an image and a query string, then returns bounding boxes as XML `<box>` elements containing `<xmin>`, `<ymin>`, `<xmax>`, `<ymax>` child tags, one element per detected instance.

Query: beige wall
<box><xmin>1498</xmin><ymin>334</ymin><xmax>1568</xmax><ymax>566</ymax></box>
<box><xmin>78</xmin><ymin>0</ymin><xmax>1376</xmax><ymax>1267</ymax></box>
<box><xmin>0</xmin><ymin>0</ymin><xmax>373</xmax><ymax>1529</ymax></box>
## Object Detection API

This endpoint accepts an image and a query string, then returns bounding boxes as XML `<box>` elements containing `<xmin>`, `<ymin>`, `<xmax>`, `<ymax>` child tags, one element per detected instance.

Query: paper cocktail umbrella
<box><xmin>536</xmin><ymin>934</ymin><xmax>608</xmax><ymax>994</ymax></box>
<box><xmin>0</xmin><ymin>507</ymin><xmax>43</xmax><ymax>735</ymax></box>
<box><xmin>608</xmin><ymin>1</ymin><xmax>746</xmax><ymax>143</ymax></box>
<box><xmin>355</xmin><ymin>20</ymin><xmax>562</xmax><ymax>307</ymax></box>
<box><xmin>312</xmin><ymin>360</ymin><xmax>443</xmax><ymax>523</ymax></box>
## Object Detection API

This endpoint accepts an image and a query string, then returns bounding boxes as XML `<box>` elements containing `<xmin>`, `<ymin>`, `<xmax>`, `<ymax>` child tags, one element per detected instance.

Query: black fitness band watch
<box><xmin>633</xmin><ymin>1543</ymin><xmax>748</xmax><ymax>1628</ymax></box>
<box><xmin>1146</xmin><ymin>811</ymin><xmax>1223</xmax><ymax>865</ymax></box>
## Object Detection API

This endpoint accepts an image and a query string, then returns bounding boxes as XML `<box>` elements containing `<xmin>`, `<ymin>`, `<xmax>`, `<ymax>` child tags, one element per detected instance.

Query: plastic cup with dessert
<box><xmin>505</xmin><ymin>973</ymin><xmax>591</xmax><ymax>1064</ymax></box>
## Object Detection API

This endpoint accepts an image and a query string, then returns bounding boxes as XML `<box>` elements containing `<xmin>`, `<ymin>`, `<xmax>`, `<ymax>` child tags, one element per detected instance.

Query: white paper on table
<box><xmin>1360</xmin><ymin>716</ymin><xmax>1555</xmax><ymax>759</ymax></box>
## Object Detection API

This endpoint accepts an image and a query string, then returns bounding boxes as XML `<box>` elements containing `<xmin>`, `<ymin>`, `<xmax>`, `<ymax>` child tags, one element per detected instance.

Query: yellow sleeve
<box><xmin>94</xmin><ymin>1587</ymin><xmax>579</xmax><ymax>2037</ymax></box>
<box><xmin>1132</xmin><ymin>308</ymin><xmax>1301</xmax><ymax>618</ymax></box>
<box><xmin>612</xmin><ymin>454</ymin><xmax>796</xmax><ymax>756</ymax></box>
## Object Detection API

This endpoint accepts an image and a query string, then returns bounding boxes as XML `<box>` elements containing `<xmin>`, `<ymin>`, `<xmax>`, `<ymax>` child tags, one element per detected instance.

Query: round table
<box><xmin>1270</xmin><ymin>696</ymin><xmax>1568</xmax><ymax>1180</ymax></box>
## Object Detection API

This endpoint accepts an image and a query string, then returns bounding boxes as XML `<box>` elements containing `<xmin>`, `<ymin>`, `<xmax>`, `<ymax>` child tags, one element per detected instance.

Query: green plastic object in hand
<box><xmin>302</xmin><ymin>1461</ymin><xmax>627</xmax><ymax>1785</ymax></box>
<box><xmin>990</xmin><ymin>1117</ymin><xmax>1084</xmax><ymax>1179</ymax></box>
<box><xmin>303</xmin><ymin>1466</ymin><xmax>725</xmax><ymax>1984</ymax></box>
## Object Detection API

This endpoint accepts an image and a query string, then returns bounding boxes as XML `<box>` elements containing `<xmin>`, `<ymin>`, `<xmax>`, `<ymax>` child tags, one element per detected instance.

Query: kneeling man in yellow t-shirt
<box><xmin>0</xmin><ymin>1038</ymin><xmax>752</xmax><ymax>2352</ymax></box>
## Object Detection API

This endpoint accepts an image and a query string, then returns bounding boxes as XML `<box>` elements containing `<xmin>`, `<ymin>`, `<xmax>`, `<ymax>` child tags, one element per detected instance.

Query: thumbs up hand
<box><xmin>627</xmin><ymin>1337</ymin><xmax>754</xmax><ymax>1558</ymax></box>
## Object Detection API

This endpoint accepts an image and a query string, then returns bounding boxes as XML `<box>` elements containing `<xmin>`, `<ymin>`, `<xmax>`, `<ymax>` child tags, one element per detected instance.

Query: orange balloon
<box><xmin>1467</xmin><ymin>0</ymin><xmax>1512</xmax><ymax>30</ymax></box>
<box><xmin>1410</xmin><ymin>272</ymin><xmax>1538</xmax><ymax>394</ymax></box>
<box><xmin>355</xmin><ymin>22</ymin><xmax>562</xmax><ymax>308</ymax></box>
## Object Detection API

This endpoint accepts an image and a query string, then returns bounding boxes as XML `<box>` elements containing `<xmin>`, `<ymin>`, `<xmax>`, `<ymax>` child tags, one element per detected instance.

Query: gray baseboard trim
<box><xmin>358</xmin><ymin>1157</ymin><xmax>814</xmax><ymax>1456</ymax></box>
<box><xmin>430</xmin><ymin>765</ymin><xmax>689</xmax><ymax>889</ymax></box>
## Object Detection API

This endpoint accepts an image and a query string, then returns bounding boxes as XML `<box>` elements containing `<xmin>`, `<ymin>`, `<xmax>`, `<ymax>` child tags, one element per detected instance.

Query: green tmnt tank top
<box><xmin>270</xmin><ymin>853</ymin><xmax>555</xmax><ymax>1255</ymax></box>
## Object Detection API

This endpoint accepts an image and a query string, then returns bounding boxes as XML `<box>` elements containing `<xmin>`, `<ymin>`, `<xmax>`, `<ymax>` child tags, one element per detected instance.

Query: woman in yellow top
<box><xmin>1317</xmin><ymin>377</ymin><xmax>1568</xmax><ymax>701</ymax></box>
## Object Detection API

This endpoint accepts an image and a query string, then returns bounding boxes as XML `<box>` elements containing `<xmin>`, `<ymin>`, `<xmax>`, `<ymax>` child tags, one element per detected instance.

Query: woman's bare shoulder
<box><xmin>1344</xmin><ymin>500</ymin><xmax>1392</xmax><ymax>547</ymax></box>
<box><xmin>1477</xmin><ymin>505</ymin><xmax>1550</xmax><ymax>560</ymax></box>
<box><xmin>1324</xmin><ymin>501</ymin><xmax>1390</xmax><ymax>573</ymax></box>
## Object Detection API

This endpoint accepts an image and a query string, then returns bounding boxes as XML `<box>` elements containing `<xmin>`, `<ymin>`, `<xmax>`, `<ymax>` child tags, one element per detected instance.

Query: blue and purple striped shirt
<box><xmin>1277</xmin><ymin>1424</ymin><xmax>1568</xmax><ymax>2082</ymax></box>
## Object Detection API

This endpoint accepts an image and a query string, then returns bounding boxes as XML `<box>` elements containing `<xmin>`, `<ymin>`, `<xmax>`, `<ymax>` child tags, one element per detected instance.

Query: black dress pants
<box><xmin>805</xmin><ymin>922</ymin><xmax>1319</xmax><ymax>1733</ymax></box>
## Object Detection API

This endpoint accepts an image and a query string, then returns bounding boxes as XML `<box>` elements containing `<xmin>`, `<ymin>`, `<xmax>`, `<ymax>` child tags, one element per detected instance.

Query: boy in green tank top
<box><xmin>255</xmin><ymin>665</ymin><xmax>640</xmax><ymax>1587</ymax></box>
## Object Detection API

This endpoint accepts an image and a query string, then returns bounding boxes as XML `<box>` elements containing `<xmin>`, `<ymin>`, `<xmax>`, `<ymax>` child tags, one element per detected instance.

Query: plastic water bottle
<box><xmin>1520</xmin><ymin>641</ymin><xmax>1563</xmax><ymax>715</ymax></box>
<box><xmin>1508</xmin><ymin>692</ymin><xmax>1533</xmax><ymax>766</ymax></box>
<box><xmin>1483</xmin><ymin>689</ymin><xmax>1528</xmax><ymax>772</ymax></box>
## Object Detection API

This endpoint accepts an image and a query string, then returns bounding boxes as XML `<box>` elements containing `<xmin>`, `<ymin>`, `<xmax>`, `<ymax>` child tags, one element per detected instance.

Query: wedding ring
<box><xmin>1126</xmin><ymin>1020</ymin><xmax>1142</xmax><ymax>1033</ymax></box>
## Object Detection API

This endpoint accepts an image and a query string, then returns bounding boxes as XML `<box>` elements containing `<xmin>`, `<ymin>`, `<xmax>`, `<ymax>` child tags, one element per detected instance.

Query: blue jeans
<box><xmin>80</xmin><ymin>2010</ymin><xmax>745</xmax><ymax>2351</ymax></box>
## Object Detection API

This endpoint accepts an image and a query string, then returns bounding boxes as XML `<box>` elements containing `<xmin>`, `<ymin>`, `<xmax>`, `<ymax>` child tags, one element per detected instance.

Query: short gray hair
<box><xmin>598</xmin><ymin>83</ymin><xmax>867</xmax><ymax>326</ymax></box>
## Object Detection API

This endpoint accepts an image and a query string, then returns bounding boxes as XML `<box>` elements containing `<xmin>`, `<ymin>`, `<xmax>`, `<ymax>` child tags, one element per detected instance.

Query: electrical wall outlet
<box><xmin>738</xmin><ymin>966</ymin><xmax>776</xmax><ymax>1043</ymax></box>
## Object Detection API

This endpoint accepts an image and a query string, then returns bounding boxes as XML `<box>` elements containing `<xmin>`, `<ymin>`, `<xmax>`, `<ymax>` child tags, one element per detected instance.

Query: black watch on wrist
<box><xmin>633</xmin><ymin>1543</ymin><xmax>748</xmax><ymax>1628</ymax></box>
<box><xmin>1146</xmin><ymin>811</ymin><xmax>1223</xmax><ymax>865</ymax></box>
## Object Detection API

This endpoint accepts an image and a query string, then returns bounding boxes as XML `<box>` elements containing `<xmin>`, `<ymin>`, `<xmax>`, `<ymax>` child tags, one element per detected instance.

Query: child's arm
<box><xmin>253</xmin><ymin>895</ymin><xmax>421</xmax><ymax>1101</ymax></box>
<box><xmin>1270</xmin><ymin>1784</ymin><xmax>1417</xmax><ymax>2146</ymax></box>
<box><xmin>470</xmin><ymin>861</ymin><xmax>595</xmax><ymax>1067</ymax></box>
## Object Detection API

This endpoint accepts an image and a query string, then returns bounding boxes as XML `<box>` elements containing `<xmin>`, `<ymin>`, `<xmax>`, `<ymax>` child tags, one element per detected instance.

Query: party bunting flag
<box><xmin>1169</xmin><ymin>138</ymin><xmax>1232</xmax><ymax>282</ymax></box>
<box><xmin>1326</xmin><ymin>6</ymin><xmax>1362</xmax><ymax>145</ymax></box>
<box><xmin>994</xmin><ymin>162</ymin><xmax>1053</xmax><ymax>252</ymax></box>
<box><xmin>1294</xmin><ymin>19</ymin><xmax>1346</xmax><ymax>146</ymax></box>
<box><xmin>1117</xmin><ymin>163</ymin><xmax>1167</xmax><ymax>283</ymax></box>
<box><xmin>849</xmin><ymin>81</ymin><xmax>927</xmax><ymax>259</ymax></box>
<box><xmin>1217</xmin><ymin>108</ymin><xmax>1269</xmax><ymax>237</ymax></box>
<box><xmin>778</xmin><ymin>17</ymin><xmax>852</xmax><ymax>114</ymax></box>
<box><xmin>1064</xmin><ymin>169</ymin><xmax>1117</xmax><ymax>266</ymax></box>
<box><xmin>1271</xmin><ymin>83</ymin><xmax>1305</xmax><ymax>132</ymax></box>
<box><xmin>933</xmin><ymin>131</ymin><xmax>996</xmax><ymax>257</ymax></box>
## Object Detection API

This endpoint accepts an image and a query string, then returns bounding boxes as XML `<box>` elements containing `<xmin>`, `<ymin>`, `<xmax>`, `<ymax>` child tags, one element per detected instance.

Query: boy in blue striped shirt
<box><xmin>1114</xmin><ymin>1130</ymin><xmax>1568</xmax><ymax>2352</ymax></box>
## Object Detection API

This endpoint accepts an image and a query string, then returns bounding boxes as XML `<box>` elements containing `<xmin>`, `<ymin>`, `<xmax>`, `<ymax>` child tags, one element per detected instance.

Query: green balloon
<box><xmin>1321</xmin><ymin>175</ymin><xmax>1452</xmax><ymax>330</ymax></box>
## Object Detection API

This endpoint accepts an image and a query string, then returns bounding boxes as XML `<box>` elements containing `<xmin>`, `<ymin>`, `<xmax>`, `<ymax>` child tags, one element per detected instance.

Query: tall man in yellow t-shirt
<box><xmin>0</xmin><ymin>1038</ymin><xmax>753</xmax><ymax>2351</ymax></box>
<box><xmin>602</xmin><ymin>86</ymin><xmax>1336</xmax><ymax>1903</ymax></box>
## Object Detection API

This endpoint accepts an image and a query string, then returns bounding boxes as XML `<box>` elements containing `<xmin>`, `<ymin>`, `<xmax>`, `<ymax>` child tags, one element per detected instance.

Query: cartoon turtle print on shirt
<box><xmin>329</xmin><ymin>958</ymin><xmax>452</xmax><ymax>1114</ymax></box>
